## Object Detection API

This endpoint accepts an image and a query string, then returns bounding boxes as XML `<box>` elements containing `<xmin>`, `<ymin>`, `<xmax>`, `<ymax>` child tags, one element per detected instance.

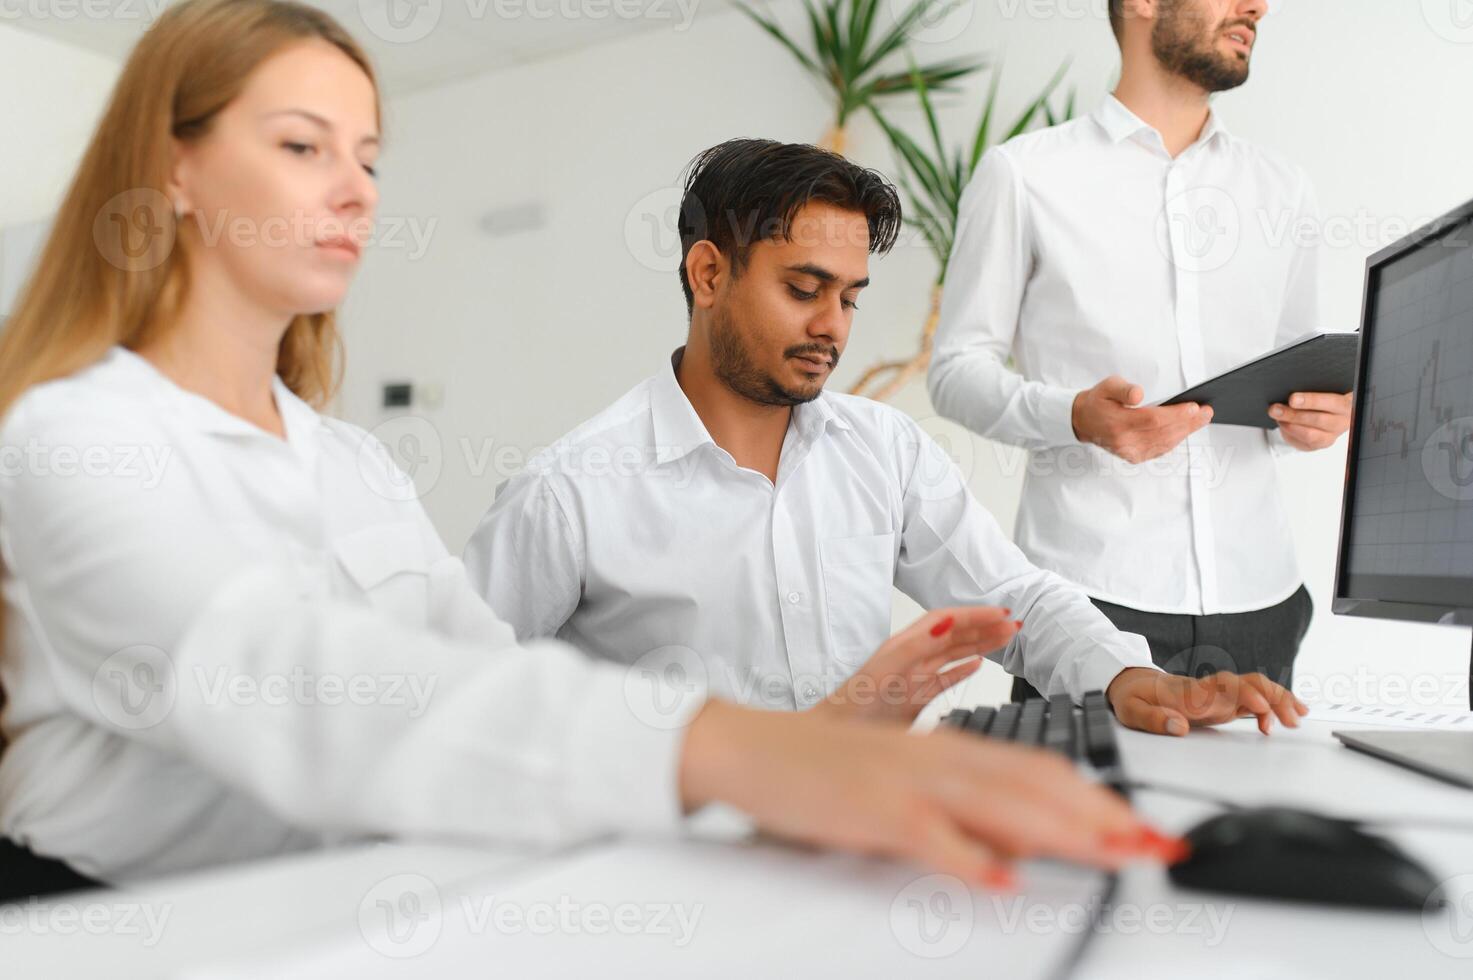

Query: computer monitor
<box><xmin>1333</xmin><ymin>194</ymin><xmax>1473</xmax><ymax>709</ymax></box>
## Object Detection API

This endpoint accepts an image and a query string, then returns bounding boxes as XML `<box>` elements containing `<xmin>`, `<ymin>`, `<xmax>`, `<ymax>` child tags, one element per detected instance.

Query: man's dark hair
<box><xmin>676</xmin><ymin>138</ymin><xmax>902</xmax><ymax>316</ymax></box>
<box><xmin>1108</xmin><ymin>0</ymin><xmax>1124</xmax><ymax>39</ymax></box>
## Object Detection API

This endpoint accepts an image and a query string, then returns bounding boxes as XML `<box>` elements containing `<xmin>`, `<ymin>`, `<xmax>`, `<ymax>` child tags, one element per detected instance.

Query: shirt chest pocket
<box><xmin>819</xmin><ymin>532</ymin><xmax>896</xmax><ymax>667</ymax></box>
<box><xmin>330</xmin><ymin>522</ymin><xmax>432</xmax><ymax>626</ymax></box>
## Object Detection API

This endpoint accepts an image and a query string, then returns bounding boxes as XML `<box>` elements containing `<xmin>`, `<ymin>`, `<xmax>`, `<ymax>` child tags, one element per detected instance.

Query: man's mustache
<box><xmin>785</xmin><ymin>344</ymin><xmax>841</xmax><ymax>368</ymax></box>
<box><xmin>1219</xmin><ymin>16</ymin><xmax>1257</xmax><ymax>38</ymax></box>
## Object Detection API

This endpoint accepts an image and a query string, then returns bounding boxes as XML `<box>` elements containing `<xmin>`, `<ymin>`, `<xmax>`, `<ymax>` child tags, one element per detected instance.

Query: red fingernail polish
<box><xmin>1013</xmin><ymin>620</ymin><xmax>1024</xmax><ymax>629</ymax></box>
<box><xmin>930</xmin><ymin>616</ymin><xmax>955</xmax><ymax>638</ymax></box>
<box><xmin>1138</xmin><ymin>829</ymin><xmax>1192</xmax><ymax>863</ymax></box>
<box><xmin>1157</xmin><ymin>837</ymin><xmax>1193</xmax><ymax>864</ymax></box>
<box><xmin>1104</xmin><ymin>827</ymin><xmax>1187</xmax><ymax>863</ymax></box>
<box><xmin>982</xmin><ymin>866</ymin><xmax>1016</xmax><ymax>890</ymax></box>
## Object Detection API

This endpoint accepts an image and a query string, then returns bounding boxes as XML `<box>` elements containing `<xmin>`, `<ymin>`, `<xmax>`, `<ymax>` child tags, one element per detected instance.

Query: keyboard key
<box><xmin>1043</xmin><ymin>695</ymin><xmax>1078</xmax><ymax>759</ymax></box>
<box><xmin>1082</xmin><ymin>691</ymin><xmax>1120</xmax><ymax>768</ymax></box>
<box><xmin>1015</xmin><ymin>699</ymin><xmax>1046</xmax><ymax>745</ymax></box>
<box><xmin>965</xmin><ymin>706</ymin><xmax>997</xmax><ymax>735</ymax></box>
<box><xmin>991</xmin><ymin>704</ymin><xmax>1021</xmax><ymax>739</ymax></box>
<box><xmin>941</xmin><ymin>708</ymin><xmax>971</xmax><ymax>729</ymax></box>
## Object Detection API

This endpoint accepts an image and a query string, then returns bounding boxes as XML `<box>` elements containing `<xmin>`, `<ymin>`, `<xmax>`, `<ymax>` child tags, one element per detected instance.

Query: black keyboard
<box><xmin>939</xmin><ymin>690</ymin><xmax>1126</xmax><ymax>787</ymax></box>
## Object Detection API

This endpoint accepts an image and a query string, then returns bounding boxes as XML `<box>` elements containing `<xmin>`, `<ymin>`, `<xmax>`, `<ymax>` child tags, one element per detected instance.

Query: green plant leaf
<box><xmin>871</xmin><ymin>107</ymin><xmax>947</xmax><ymax>209</ymax></box>
<box><xmin>1004</xmin><ymin>60</ymin><xmax>1069</xmax><ymax>141</ymax></box>
<box><xmin>850</xmin><ymin>0</ymin><xmax>880</xmax><ymax>69</ymax></box>
<box><xmin>859</xmin><ymin>59</ymin><xmax>982</xmax><ymax>106</ymax></box>
<box><xmin>822</xmin><ymin>0</ymin><xmax>845</xmax><ymax>70</ymax></box>
<box><xmin>734</xmin><ymin>2</ymin><xmax>820</xmax><ymax>77</ymax></box>
<box><xmin>741</xmin><ymin>0</ymin><xmax>985</xmax><ymax>147</ymax></box>
<box><xmin>906</xmin><ymin>57</ymin><xmax>945</xmax><ymax>164</ymax></box>
<box><xmin>906</xmin><ymin>190</ymin><xmax>949</xmax><ymax>257</ymax></box>
<box><xmin>801</xmin><ymin>0</ymin><xmax>834</xmax><ymax>67</ymax></box>
<box><xmin>1044</xmin><ymin>86</ymin><xmax>1078</xmax><ymax>128</ymax></box>
<box><xmin>876</xmin><ymin>57</ymin><xmax>1079</xmax><ymax>281</ymax></box>
<box><xmin>968</xmin><ymin>65</ymin><xmax>1005</xmax><ymax>172</ymax></box>
<box><xmin>857</xmin><ymin>0</ymin><xmax>943</xmax><ymax>76</ymax></box>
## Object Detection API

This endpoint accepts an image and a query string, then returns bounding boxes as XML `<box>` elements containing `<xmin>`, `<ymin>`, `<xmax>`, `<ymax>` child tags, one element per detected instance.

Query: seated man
<box><xmin>464</xmin><ymin>138</ymin><xmax>1306</xmax><ymax>735</ymax></box>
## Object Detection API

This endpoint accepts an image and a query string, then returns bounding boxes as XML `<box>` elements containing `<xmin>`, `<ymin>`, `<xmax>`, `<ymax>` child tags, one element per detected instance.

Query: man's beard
<box><xmin>708</xmin><ymin>305</ymin><xmax>837</xmax><ymax>408</ymax></box>
<box><xmin>1152</xmin><ymin>0</ymin><xmax>1252</xmax><ymax>93</ymax></box>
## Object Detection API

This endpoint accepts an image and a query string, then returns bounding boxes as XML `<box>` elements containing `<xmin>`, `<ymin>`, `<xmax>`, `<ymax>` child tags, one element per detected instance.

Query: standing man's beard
<box><xmin>708</xmin><ymin>304</ymin><xmax>838</xmax><ymax>407</ymax></box>
<box><xmin>1152</xmin><ymin>2</ymin><xmax>1253</xmax><ymax>93</ymax></box>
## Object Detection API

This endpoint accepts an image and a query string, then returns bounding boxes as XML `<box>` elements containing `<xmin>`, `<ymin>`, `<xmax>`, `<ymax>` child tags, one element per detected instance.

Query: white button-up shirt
<box><xmin>0</xmin><ymin>347</ymin><xmax>704</xmax><ymax>882</ymax></box>
<box><xmin>929</xmin><ymin>96</ymin><xmax>1326</xmax><ymax>616</ymax></box>
<box><xmin>464</xmin><ymin>351</ymin><xmax>1154</xmax><ymax>711</ymax></box>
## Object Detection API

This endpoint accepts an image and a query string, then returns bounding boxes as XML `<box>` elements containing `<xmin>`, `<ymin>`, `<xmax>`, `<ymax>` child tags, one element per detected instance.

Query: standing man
<box><xmin>928</xmin><ymin>0</ymin><xmax>1352</xmax><ymax>700</ymax></box>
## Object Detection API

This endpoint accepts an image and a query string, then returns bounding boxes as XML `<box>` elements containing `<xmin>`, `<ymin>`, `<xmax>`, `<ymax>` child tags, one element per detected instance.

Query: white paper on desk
<box><xmin>1305</xmin><ymin>702</ymin><xmax>1473</xmax><ymax>729</ymax></box>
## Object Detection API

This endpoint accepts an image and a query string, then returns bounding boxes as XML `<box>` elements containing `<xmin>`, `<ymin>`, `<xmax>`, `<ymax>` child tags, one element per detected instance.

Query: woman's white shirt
<box><xmin>0</xmin><ymin>347</ymin><xmax>705</xmax><ymax>882</ymax></box>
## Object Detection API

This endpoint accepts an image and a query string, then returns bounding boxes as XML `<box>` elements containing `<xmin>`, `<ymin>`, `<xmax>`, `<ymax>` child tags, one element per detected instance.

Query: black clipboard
<box><xmin>1153</xmin><ymin>332</ymin><xmax>1360</xmax><ymax>429</ymax></box>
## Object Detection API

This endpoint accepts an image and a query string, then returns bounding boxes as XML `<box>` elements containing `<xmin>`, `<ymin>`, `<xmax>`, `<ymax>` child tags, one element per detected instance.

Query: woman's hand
<box><xmin>812</xmin><ymin>607</ymin><xmax>1019</xmax><ymax>726</ymax></box>
<box><xmin>679</xmin><ymin>700</ymin><xmax>1184</xmax><ymax>887</ymax></box>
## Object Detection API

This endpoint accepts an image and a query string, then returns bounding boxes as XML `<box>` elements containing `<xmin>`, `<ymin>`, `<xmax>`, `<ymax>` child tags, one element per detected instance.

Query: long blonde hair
<box><xmin>0</xmin><ymin>0</ymin><xmax>380</xmax><ymax>740</ymax></box>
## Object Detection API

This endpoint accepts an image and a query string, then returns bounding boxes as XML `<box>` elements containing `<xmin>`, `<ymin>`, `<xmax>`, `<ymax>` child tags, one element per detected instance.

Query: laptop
<box><xmin>1333</xmin><ymin>731</ymin><xmax>1473</xmax><ymax>790</ymax></box>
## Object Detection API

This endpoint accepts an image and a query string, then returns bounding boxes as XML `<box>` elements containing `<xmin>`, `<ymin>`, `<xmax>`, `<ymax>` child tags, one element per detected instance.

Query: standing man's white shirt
<box><xmin>0</xmin><ymin>347</ymin><xmax>704</xmax><ymax>882</ymax></box>
<box><xmin>929</xmin><ymin>96</ymin><xmax>1324</xmax><ymax>616</ymax></box>
<box><xmin>465</xmin><ymin>350</ymin><xmax>1155</xmax><ymax>710</ymax></box>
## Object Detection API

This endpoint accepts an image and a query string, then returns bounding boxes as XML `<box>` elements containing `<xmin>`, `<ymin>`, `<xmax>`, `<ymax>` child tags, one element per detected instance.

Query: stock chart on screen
<box><xmin>1347</xmin><ymin>230</ymin><xmax>1473</xmax><ymax>586</ymax></box>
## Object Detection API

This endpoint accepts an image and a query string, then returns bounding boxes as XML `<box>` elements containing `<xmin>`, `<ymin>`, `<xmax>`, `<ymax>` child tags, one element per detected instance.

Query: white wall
<box><xmin>341</xmin><ymin>0</ymin><xmax>1473</xmax><ymax>711</ymax></box>
<box><xmin>0</xmin><ymin>25</ymin><xmax>119</xmax><ymax>227</ymax></box>
<box><xmin>1</xmin><ymin>220</ymin><xmax>48</xmax><ymax>317</ymax></box>
<box><xmin>0</xmin><ymin>24</ymin><xmax>120</xmax><ymax>315</ymax></box>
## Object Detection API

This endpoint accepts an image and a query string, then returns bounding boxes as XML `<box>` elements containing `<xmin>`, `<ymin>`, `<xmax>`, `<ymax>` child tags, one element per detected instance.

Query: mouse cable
<box><xmin>1042</xmin><ymin>869</ymin><xmax>1120</xmax><ymax>980</ymax></box>
<box><xmin>1120</xmin><ymin>779</ymin><xmax>1244</xmax><ymax>810</ymax></box>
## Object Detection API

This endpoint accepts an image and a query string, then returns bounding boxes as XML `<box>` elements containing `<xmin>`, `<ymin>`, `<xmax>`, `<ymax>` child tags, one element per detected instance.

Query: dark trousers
<box><xmin>1011</xmin><ymin>584</ymin><xmax>1314</xmax><ymax>703</ymax></box>
<box><xmin>0</xmin><ymin>838</ymin><xmax>104</xmax><ymax>904</ymax></box>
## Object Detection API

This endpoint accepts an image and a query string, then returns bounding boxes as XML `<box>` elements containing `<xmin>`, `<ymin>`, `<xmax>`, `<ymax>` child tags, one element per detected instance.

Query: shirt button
<box><xmin>802</xmin><ymin>685</ymin><xmax>819</xmax><ymax>702</ymax></box>
<box><xmin>787</xmin><ymin>591</ymin><xmax>802</xmax><ymax>604</ymax></box>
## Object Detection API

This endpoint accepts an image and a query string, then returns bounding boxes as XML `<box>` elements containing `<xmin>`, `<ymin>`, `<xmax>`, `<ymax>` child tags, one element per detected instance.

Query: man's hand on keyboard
<box><xmin>814</xmin><ymin>607</ymin><xmax>1019</xmax><ymax>725</ymax></box>
<box><xmin>1106</xmin><ymin>667</ymin><xmax>1310</xmax><ymax>736</ymax></box>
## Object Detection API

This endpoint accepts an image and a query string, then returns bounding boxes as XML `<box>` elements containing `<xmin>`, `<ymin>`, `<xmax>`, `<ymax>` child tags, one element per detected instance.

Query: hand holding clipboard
<box><xmin>1154</xmin><ymin>331</ymin><xmax>1359</xmax><ymax>450</ymax></box>
<box><xmin>1072</xmin><ymin>377</ymin><xmax>1215</xmax><ymax>463</ymax></box>
<box><xmin>1073</xmin><ymin>332</ymin><xmax>1358</xmax><ymax>460</ymax></box>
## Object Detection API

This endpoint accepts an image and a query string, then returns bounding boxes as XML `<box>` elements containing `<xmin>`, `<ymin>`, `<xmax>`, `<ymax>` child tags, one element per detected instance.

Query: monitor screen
<box><xmin>1340</xmin><ymin>211</ymin><xmax>1473</xmax><ymax>612</ymax></box>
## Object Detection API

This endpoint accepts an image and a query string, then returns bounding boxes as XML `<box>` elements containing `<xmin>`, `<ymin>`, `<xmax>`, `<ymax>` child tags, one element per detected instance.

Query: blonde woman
<box><xmin>0</xmin><ymin>0</ymin><xmax>1175</xmax><ymax>900</ymax></box>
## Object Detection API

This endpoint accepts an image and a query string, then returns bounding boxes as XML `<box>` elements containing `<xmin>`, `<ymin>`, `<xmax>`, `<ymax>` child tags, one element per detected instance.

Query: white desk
<box><xmin>8</xmin><ymin>716</ymin><xmax>1473</xmax><ymax>979</ymax></box>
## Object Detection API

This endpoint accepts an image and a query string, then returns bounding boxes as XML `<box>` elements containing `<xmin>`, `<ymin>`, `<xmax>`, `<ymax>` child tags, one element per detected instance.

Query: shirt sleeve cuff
<box><xmin>561</xmin><ymin>655</ymin><xmax>710</xmax><ymax>837</ymax></box>
<box><xmin>1040</xmin><ymin>384</ymin><xmax>1083</xmax><ymax>448</ymax></box>
<box><xmin>1070</xmin><ymin>631</ymin><xmax>1160</xmax><ymax>703</ymax></box>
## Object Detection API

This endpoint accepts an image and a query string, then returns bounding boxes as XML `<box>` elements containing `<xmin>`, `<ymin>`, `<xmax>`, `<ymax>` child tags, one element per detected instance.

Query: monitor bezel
<box><xmin>1332</xmin><ymin>194</ymin><xmax>1473</xmax><ymax>627</ymax></box>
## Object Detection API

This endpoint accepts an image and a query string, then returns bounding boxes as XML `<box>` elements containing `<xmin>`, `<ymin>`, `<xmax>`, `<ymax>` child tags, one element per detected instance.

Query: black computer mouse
<box><xmin>1167</xmin><ymin>806</ymin><xmax>1440</xmax><ymax>910</ymax></box>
